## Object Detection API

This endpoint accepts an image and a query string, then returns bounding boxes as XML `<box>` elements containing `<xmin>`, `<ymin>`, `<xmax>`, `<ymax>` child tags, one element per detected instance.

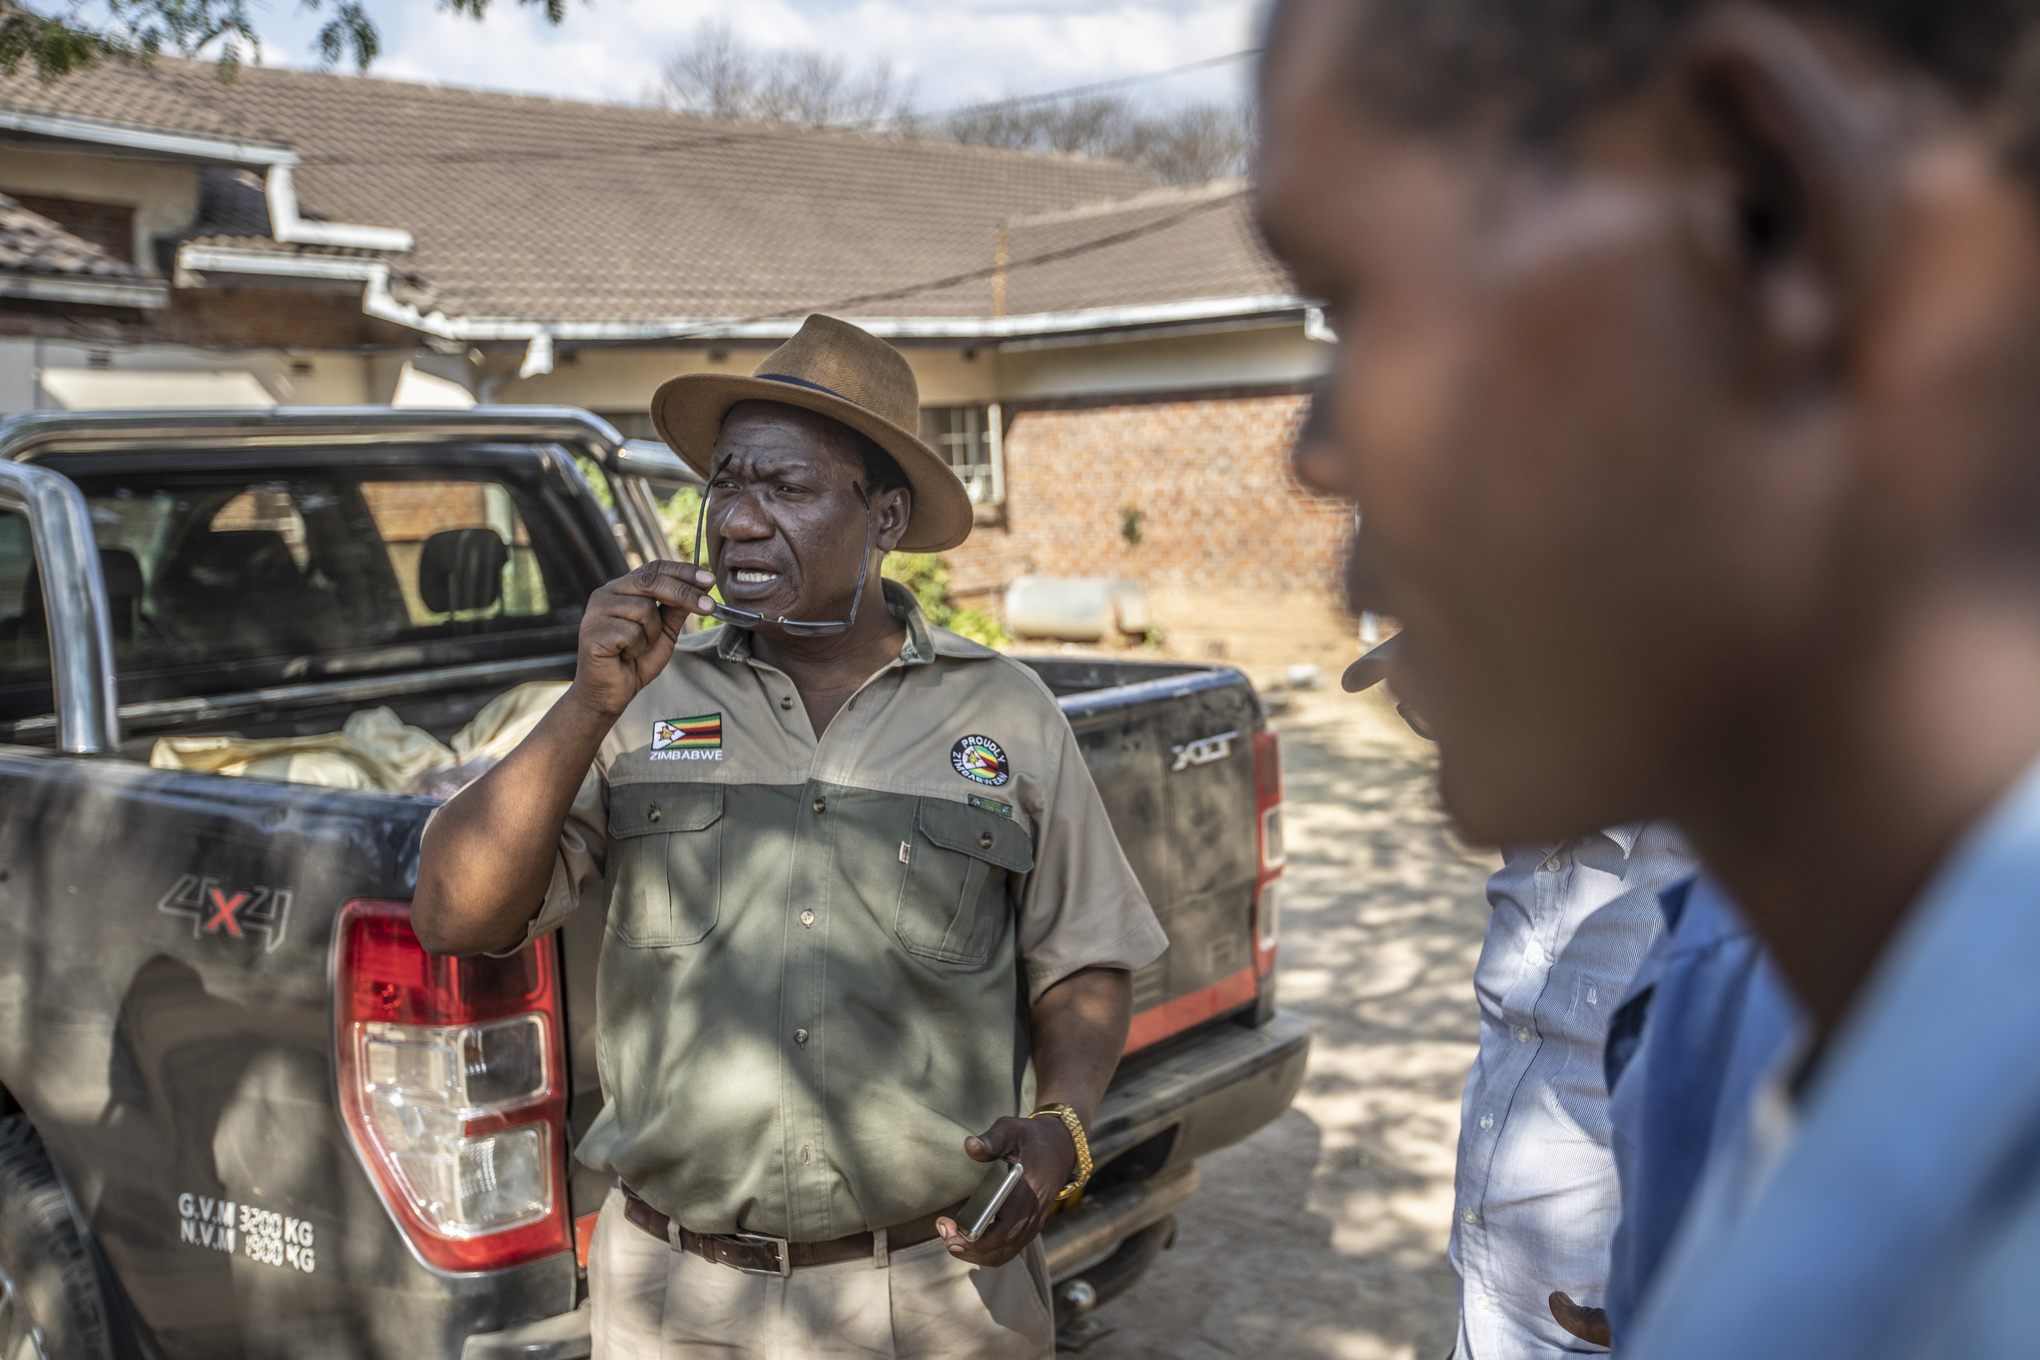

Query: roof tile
<box><xmin>0</xmin><ymin>194</ymin><xmax>146</xmax><ymax>281</ymax></box>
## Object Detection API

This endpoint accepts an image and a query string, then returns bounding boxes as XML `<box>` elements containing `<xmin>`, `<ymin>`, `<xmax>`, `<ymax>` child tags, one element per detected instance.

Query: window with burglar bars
<box><xmin>919</xmin><ymin>404</ymin><xmax>1003</xmax><ymax>507</ymax></box>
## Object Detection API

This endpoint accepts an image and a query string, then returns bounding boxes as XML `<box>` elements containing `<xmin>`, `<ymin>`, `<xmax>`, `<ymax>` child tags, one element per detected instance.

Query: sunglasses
<box><xmin>691</xmin><ymin>454</ymin><xmax>873</xmax><ymax>638</ymax></box>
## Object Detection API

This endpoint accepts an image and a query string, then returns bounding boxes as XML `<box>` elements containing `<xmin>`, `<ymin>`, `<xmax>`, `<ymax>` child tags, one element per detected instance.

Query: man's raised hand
<box><xmin>572</xmin><ymin>561</ymin><xmax>718</xmax><ymax>719</ymax></box>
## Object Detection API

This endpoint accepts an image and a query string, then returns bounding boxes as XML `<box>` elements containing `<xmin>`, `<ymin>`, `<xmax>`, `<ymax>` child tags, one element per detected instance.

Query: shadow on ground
<box><xmin>1085</xmin><ymin>686</ymin><xmax>1496</xmax><ymax>1360</ymax></box>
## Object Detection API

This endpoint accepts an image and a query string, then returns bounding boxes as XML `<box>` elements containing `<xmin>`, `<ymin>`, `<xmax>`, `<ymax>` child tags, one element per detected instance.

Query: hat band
<box><xmin>759</xmin><ymin>372</ymin><xmax>852</xmax><ymax>403</ymax></box>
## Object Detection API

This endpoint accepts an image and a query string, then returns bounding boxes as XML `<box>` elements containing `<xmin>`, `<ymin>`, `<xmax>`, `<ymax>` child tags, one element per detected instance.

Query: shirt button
<box><xmin>1524</xmin><ymin>942</ymin><xmax>1545</xmax><ymax>966</ymax></box>
<box><xmin>1478</xmin><ymin>1113</ymin><xmax>1494</xmax><ymax>1131</ymax></box>
<box><xmin>1462</xmin><ymin>1209</ymin><xmax>1478</xmax><ymax>1224</ymax></box>
<box><xmin>647</xmin><ymin>805</ymin><xmax>661</xmax><ymax>823</ymax></box>
<box><xmin>1475</xmin><ymin>1295</ymin><xmax>1491</xmax><ymax>1311</ymax></box>
<box><xmin>1543</xmin><ymin>855</ymin><xmax>1563</xmax><ymax>872</ymax></box>
<box><xmin>800</xmin><ymin>909</ymin><xmax>815</xmax><ymax>928</ymax></box>
<box><xmin>780</xmin><ymin>696</ymin><xmax>794</xmax><ymax>710</ymax></box>
<box><xmin>794</xmin><ymin>1029</ymin><xmax>809</xmax><ymax>1047</ymax></box>
<box><xmin>812</xmin><ymin>797</ymin><xmax>827</xmax><ymax>813</ymax></box>
<box><xmin>1514</xmin><ymin>1026</ymin><xmax>1532</xmax><ymax>1044</ymax></box>
<box><xmin>978</xmin><ymin>832</ymin><xmax>994</xmax><ymax>849</ymax></box>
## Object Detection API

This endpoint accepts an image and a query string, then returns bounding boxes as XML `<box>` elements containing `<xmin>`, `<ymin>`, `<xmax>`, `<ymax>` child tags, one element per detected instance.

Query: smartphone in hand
<box><xmin>957</xmin><ymin>1159</ymin><xmax>1027</xmax><ymax>1242</ymax></box>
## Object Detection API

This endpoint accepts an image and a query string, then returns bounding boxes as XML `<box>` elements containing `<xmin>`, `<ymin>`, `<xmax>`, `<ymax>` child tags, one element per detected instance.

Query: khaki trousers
<box><xmin>587</xmin><ymin>1187</ymin><xmax>1057</xmax><ymax>1360</ymax></box>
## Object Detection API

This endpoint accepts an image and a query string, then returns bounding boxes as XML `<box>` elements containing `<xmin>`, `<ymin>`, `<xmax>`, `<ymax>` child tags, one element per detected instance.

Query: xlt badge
<box><xmin>1170</xmin><ymin>730</ymin><xmax>1240</xmax><ymax>772</ymax></box>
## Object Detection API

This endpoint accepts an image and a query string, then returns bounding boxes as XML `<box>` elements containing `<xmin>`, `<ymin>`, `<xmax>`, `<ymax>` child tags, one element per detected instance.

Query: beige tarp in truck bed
<box><xmin>149</xmin><ymin>681</ymin><xmax>570</xmax><ymax>795</ymax></box>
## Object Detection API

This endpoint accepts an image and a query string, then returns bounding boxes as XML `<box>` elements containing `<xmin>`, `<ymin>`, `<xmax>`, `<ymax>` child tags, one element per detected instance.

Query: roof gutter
<box><xmin>0</xmin><ymin>109</ymin><xmax>411</xmax><ymax>251</ymax></box>
<box><xmin>175</xmin><ymin>246</ymin><xmax>444</xmax><ymax>336</ymax></box>
<box><xmin>407</xmin><ymin>293</ymin><xmax>1317</xmax><ymax>343</ymax></box>
<box><xmin>177</xmin><ymin>244</ymin><xmax>1316</xmax><ymax>345</ymax></box>
<box><xmin>264</xmin><ymin>166</ymin><xmax>414</xmax><ymax>253</ymax></box>
<box><xmin>0</xmin><ymin>106</ymin><xmax>294</xmax><ymax>165</ymax></box>
<box><xmin>0</xmin><ymin>271</ymin><xmax>168</xmax><ymax>309</ymax></box>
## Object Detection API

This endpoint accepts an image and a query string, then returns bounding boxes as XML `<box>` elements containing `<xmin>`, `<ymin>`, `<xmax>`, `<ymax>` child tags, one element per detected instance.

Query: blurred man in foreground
<box><xmin>1261</xmin><ymin>0</ymin><xmax>2040</xmax><ymax>1355</ymax></box>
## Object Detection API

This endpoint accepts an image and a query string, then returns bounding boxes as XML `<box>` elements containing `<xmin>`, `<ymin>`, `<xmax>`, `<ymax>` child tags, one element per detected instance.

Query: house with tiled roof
<box><xmin>0</xmin><ymin>58</ymin><xmax>1349</xmax><ymax>658</ymax></box>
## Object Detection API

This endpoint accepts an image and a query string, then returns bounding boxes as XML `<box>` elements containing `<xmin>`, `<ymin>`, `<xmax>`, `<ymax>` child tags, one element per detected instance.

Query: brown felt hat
<box><xmin>650</xmin><ymin>314</ymin><xmax>972</xmax><ymax>553</ymax></box>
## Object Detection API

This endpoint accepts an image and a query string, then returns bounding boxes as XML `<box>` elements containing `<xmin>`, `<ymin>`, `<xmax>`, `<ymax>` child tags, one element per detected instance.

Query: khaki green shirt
<box><xmin>519</xmin><ymin>582</ymin><xmax>1166</xmax><ymax>1240</ymax></box>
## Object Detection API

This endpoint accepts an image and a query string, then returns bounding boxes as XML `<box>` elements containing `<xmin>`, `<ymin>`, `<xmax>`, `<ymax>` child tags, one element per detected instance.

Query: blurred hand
<box><xmin>572</xmin><ymin>561</ymin><xmax>717</xmax><ymax>720</ymax></box>
<box><xmin>1549</xmin><ymin>1292</ymin><xmax>1611</xmax><ymax>1347</ymax></box>
<box><xmin>935</xmin><ymin>1115</ymin><xmax>1076</xmax><ymax>1268</ymax></box>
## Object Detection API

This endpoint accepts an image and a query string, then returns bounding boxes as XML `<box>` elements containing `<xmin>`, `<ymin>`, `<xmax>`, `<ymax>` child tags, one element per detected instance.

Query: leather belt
<box><xmin>620</xmin><ymin>1186</ymin><xmax>958</xmax><ymax>1276</ymax></box>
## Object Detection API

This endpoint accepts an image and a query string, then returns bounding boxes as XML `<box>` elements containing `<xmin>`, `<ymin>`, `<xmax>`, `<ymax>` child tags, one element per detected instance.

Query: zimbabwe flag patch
<box><xmin>653</xmin><ymin>714</ymin><xmax>722</xmax><ymax>750</ymax></box>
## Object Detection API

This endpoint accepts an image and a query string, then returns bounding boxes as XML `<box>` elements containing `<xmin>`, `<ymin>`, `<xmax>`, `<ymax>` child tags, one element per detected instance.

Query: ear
<box><xmin>872</xmin><ymin>486</ymin><xmax>913</xmax><ymax>555</ymax></box>
<box><xmin>1664</xmin><ymin>5</ymin><xmax>1895</xmax><ymax>392</ymax></box>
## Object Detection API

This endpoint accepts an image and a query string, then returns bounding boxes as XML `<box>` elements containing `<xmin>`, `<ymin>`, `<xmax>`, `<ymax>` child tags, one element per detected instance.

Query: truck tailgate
<box><xmin>1052</xmin><ymin>664</ymin><xmax>1270</xmax><ymax>1048</ymax></box>
<box><xmin>0</xmin><ymin>752</ymin><xmax>574</xmax><ymax>1358</ymax></box>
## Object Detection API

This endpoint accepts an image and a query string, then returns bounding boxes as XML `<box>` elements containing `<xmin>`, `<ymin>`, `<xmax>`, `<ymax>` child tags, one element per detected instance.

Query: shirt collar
<box><xmin>1537</xmin><ymin>823</ymin><xmax>1646</xmax><ymax>864</ymax></box>
<box><xmin>711</xmin><ymin>578</ymin><xmax>949</xmax><ymax>667</ymax></box>
<box><xmin>1603</xmin><ymin>823</ymin><xmax>1644</xmax><ymax>858</ymax></box>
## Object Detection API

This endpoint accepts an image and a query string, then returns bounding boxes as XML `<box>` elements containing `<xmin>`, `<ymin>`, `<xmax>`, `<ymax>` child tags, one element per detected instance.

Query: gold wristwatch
<box><xmin>1030</xmin><ymin>1103</ymin><xmax>1093</xmax><ymax>1204</ymax></box>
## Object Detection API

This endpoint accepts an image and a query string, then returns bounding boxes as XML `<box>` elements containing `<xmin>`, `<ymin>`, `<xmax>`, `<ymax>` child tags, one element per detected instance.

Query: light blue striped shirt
<box><xmin>1450</xmin><ymin>824</ymin><xmax>1694</xmax><ymax>1359</ymax></box>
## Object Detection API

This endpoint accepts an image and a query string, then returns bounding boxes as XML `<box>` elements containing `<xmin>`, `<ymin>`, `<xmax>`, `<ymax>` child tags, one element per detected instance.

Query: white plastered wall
<box><xmin>32</xmin><ymin>342</ymin><xmax>380</xmax><ymax>407</ymax></box>
<box><xmin>0</xmin><ymin>339</ymin><xmax>37</xmax><ymax>414</ymax></box>
<box><xmin>0</xmin><ymin>147</ymin><xmax>201</xmax><ymax>277</ymax></box>
<box><xmin>488</xmin><ymin>346</ymin><xmax>758</xmax><ymax>411</ymax></box>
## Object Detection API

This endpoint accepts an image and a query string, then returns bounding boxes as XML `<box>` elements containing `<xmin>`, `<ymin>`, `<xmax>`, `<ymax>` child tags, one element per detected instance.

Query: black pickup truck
<box><xmin>0</xmin><ymin>408</ymin><xmax>1308</xmax><ymax>1360</ymax></box>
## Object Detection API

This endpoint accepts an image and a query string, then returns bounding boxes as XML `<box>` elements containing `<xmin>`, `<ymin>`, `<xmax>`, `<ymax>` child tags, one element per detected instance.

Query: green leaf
<box><xmin>3</xmin><ymin>0</ymin><xmax>571</xmax><ymax>82</ymax></box>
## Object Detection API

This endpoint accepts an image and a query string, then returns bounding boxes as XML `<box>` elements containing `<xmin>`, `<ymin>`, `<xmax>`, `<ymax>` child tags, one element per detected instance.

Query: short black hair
<box><xmin>1318</xmin><ymin>0</ymin><xmax>2040</xmax><ymax>174</ymax></box>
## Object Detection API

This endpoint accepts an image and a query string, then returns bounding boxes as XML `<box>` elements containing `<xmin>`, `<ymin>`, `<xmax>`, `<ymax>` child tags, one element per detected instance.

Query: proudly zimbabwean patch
<box><xmin>950</xmin><ymin>734</ymin><xmax>1010</xmax><ymax>787</ymax></box>
<box><xmin>653</xmin><ymin>713</ymin><xmax>722</xmax><ymax>750</ymax></box>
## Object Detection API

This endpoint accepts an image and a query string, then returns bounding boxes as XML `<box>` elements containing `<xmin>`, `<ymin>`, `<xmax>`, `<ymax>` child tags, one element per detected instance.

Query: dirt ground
<box><xmin>1082</xmin><ymin>683</ymin><xmax>1500</xmax><ymax>1360</ymax></box>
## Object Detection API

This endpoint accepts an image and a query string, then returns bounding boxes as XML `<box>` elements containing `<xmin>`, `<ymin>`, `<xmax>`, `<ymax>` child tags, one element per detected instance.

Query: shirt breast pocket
<box><xmin>894</xmin><ymin>798</ymin><xmax>1035</xmax><ymax>966</ymax></box>
<box><xmin>607</xmin><ymin>782</ymin><xmax>724</xmax><ymax>948</ymax></box>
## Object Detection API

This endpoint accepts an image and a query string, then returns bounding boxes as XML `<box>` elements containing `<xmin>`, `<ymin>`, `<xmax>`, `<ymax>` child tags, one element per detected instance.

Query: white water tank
<box><xmin>1004</xmin><ymin>577</ymin><xmax>1148</xmax><ymax>642</ymax></box>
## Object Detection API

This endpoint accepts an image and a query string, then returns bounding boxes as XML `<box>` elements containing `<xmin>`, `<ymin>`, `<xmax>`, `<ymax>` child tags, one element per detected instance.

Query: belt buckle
<box><xmin>729</xmin><ymin>1232</ymin><xmax>792</xmax><ymax>1277</ymax></box>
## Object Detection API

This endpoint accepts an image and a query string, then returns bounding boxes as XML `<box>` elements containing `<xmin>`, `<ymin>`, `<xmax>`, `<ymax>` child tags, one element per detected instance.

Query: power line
<box><xmin>646</xmin><ymin>188</ymin><xmax>1244</xmax><ymax>341</ymax></box>
<box><xmin>923</xmin><ymin>49</ymin><xmax>1258</xmax><ymax>121</ymax></box>
<box><xmin>294</xmin><ymin>48</ymin><xmax>1260</xmax><ymax>168</ymax></box>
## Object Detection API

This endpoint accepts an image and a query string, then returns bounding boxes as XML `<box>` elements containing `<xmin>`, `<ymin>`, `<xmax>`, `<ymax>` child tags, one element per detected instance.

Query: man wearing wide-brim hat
<box><xmin>414</xmin><ymin>314</ymin><xmax>1167</xmax><ymax>1358</ymax></box>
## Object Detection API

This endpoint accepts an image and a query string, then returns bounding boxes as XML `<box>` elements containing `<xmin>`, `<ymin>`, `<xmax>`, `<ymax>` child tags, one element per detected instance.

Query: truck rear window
<box><xmin>0</xmin><ymin>461</ymin><xmax>605</xmax><ymax>724</ymax></box>
<box><xmin>93</xmin><ymin>475</ymin><xmax>561</xmax><ymax>662</ymax></box>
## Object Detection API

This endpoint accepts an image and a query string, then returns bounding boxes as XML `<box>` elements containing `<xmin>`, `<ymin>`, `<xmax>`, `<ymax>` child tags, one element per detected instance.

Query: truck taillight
<box><xmin>333</xmin><ymin>900</ymin><xmax>569</xmax><ymax>1273</ymax></box>
<box><xmin>1252</xmin><ymin>726</ymin><xmax>1284</xmax><ymax>976</ymax></box>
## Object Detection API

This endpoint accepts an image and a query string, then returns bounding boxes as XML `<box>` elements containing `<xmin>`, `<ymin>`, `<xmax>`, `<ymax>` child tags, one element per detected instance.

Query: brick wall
<box><xmin>12</xmin><ymin>195</ymin><xmax>136</xmax><ymax>263</ymax></box>
<box><xmin>944</xmin><ymin>385</ymin><xmax>1353</xmax><ymax>607</ymax></box>
<box><xmin>154</xmin><ymin>286</ymin><xmax>415</xmax><ymax>350</ymax></box>
<box><xmin>359</xmin><ymin>481</ymin><xmax>495</xmax><ymax>541</ymax></box>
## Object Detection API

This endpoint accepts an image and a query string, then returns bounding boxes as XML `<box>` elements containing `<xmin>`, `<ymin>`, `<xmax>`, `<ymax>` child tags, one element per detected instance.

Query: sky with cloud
<box><xmin>254</xmin><ymin>0</ymin><xmax>1262</xmax><ymax>115</ymax></box>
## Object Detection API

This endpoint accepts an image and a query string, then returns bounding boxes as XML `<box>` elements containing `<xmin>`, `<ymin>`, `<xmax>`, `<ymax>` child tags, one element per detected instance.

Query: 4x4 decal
<box><xmin>158</xmin><ymin>874</ymin><xmax>293</xmax><ymax>952</ymax></box>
